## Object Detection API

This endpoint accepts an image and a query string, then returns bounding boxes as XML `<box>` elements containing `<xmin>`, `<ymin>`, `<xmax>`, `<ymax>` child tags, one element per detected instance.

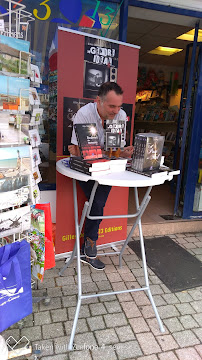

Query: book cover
<box><xmin>132</xmin><ymin>133</ymin><xmax>164</xmax><ymax>172</ymax></box>
<box><xmin>70</xmin><ymin>156</ymin><xmax>110</xmax><ymax>171</ymax></box>
<box><xmin>74</xmin><ymin>123</ymin><xmax>103</xmax><ymax>160</ymax></box>
<box><xmin>104</xmin><ymin>118</ymin><xmax>126</xmax><ymax>150</ymax></box>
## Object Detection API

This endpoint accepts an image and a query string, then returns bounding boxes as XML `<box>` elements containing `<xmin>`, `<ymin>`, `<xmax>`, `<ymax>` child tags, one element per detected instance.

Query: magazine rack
<box><xmin>56</xmin><ymin>159</ymin><xmax>176</xmax><ymax>350</ymax></box>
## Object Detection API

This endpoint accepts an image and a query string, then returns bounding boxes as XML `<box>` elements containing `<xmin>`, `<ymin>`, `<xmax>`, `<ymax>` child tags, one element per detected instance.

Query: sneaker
<box><xmin>84</xmin><ymin>237</ymin><xmax>97</xmax><ymax>259</ymax></box>
<box><xmin>81</xmin><ymin>256</ymin><xmax>105</xmax><ymax>270</ymax></box>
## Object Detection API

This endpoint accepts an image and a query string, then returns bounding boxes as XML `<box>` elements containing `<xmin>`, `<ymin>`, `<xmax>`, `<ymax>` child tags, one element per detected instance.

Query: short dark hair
<box><xmin>98</xmin><ymin>82</ymin><xmax>123</xmax><ymax>98</ymax></box>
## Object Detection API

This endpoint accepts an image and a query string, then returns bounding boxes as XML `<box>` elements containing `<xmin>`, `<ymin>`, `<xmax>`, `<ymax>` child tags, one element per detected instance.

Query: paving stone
<box><xmin>62</xmin><ymin>295</ymin><xmax>77</xmax><ymax>308</ymax></box>
<box><xmin>158</xmin><ymin>305</ymin><xmax>180</xmax><ymax>319</ymax></box>
<box><xmin>89</xmin><ymin>303</ymin><xmax>107</xmax><ymax>316</ymax></box>
<box><xmin>2</xmin><ymin>328</ymin><xmax>20</xmax><ymax>341</ymax></box>
<box><xmin>175</xmin><ymin>292</ymin><xmax>193</xmax><ymax>303</ymax></box>
<box><xmin>195</xmin><ymin>344</ymin><xmax>202</xmax><ymax>357</ymax></box>
<box><xmin>68</xmin><ymin>305</ymin><xmax>90</xmax><ymax>320</ymax></box>
<box><xmin>104</xmin><ymin>300</ymin><xmax>122</xmax><ymax>313</ymax></box>
<box><xmin>82</xmin><ymin>282</ymin><xmax>99</xmax><ymax>294</ymax></box>
<box><xmin>185</xmin><ymin>236</ymin><xmax>197</xmax><ymax>242</ymax></box>
<box><xmin>99</xmin><ymin>293</ymin><xmax>117</xmax><ymax>302</ymax></box>
<box><xmin>106</xmin><ymin>272</ymin><xmax>122</xmax><ymax>282</ymax></box>
<box><xmin>193</xmin><ymin>328</ymin><xmax>202</xmax><ymax>342</ymax></box>
<box><xmin>95</xmin><ymin>328</ymin><xmax>119</xmax><ymax>346</ymax></box>
<box><xmin>188</xmin><ymin>289</ymin><xmax>202</xmax><ymax>301</ymax></box>
<box><xmin>121</xmin><ymin>301</ymin><xmax>142</xmax><ymax>318</ymax></box>
<box><xmin>140</xmin><ymin>305</ymin><xmax>155</xmax><ymax>319</ymax></box>
<box><xmin>54</xmin><ymin>336</ymin><xmax>69</xmax><ymax>354</ymax></box>
<box><xmin>146</xmin><ymin>318</ymin><xmax>169</xmax><ymax>336</ymax></box>
<box><xmin>91</xmin><ymin>272</ymin><xmax>108</xmax><ymax>282</ymax></box>
<box><xmin>156</xmin><ymin>334</ymin><xmax>178</xmax><ymax>351</ymax></box>
<box><xmin>173</xmin><ymin>330</ymin><xmax>200</xmax><ymax>347</ymax></box>
<box><xmin>136</xmin><ymin>356</ymin><xmax>158</xmax><ymax>360</ymax></box>
<box><xmin>104</xmin><ymin>313</ymin><xmax>128</xmax><ymax>327</ymax></box>
<box><xmin>41</xmin><ymin>355</ymin><xmax>68</xmax><ymax>360</ymax></box>
<box><xmin>20</xmin><ymin>314</ymin><xmax>34</xmax><ymax>328</ymax></box>
<box><xmin>42</xmin><ymin>323</ymin><xmax>64</xmax><ymax>340</ymax></box>
<box><xmin>115</xmin><ymin>325</ymin><xmax>135</xmax><ymax>341</ymax></box>
<box><xmin>87</xmin><ymin>316</ymin><xmax>105</xmax><ymax>331</ymax></box>
<box><xmin>193</xmin><ymin>313</ymin><xmax>202</xmax><ymax>327</ymax></box>
<box><xmin>158</xmin><ymin>351</ymin><xmax>178</xmax><ymax>360</ymax></box>
<box><xmin>184</xmin><ymin>243</ymin><xmax>196</xmax><ymax>249</ymax></box>
<box><xmin>131</xmin><ymin>291</ymin><xmax>150</xmax><ymax>306</ymax></box>
<box><xmin>176</xmin><ymin>347</ymin><xmax>201</xmax><ymax>360</ymax></box>
<box><xmin>136</xmin><ymin>333</ymin><xmax>161</xmax><ymax>355</ymax></box>
<box><xmin>119</xmin><ymin>271</ymin><xmax>137</xmax><ymax>282</ymax></box>
<box><xmin>62</xmin><ymin>284</ymin><xmax>78</xmax><ymax>296</ymax></box>
<box><xmin>69</xmin><ymin>350</ymin><xmax>92</xmax><ymax>360</ymax></box>
<box><xmin>127</xmin><ymin>261</ymin><xmax>141</xmax><ymax>270</ymax></box>
<box><xmin>104</xmin><ymin>264</ymin><xmax>117</xmax><ymax>273</ymax></box>
<box><xmin>163</xmin><ymin>317</ymin><xmax>184</xmax><ymax>333</ymax></box>
<box><xmin>149</xmin><ymin>275</ymin><xmax>162</xmax><ymax>285</ymax></box>
<box><xmin>20</xmin><ymin>326</ymin><xmax>42</xmax><ymax>341</ymax></box>
<box><xmin>91</xmin><ymin>345</ymin><xmax>117</xmax><ymax>360</ymax></box>
<box><xmin>38</xmin><ymin>278</ymin><xmax>56</xmax><ymax>289</ymax></box>
<box><xmin>149</xmin><ymin>284</ymin><xmax>164</xmax><ymax>295</ymax></box>
<box><xmin>111</xmin><ymin>282</ymin><xmax>133</xmax><ymax>302</ymax></box>
<box><xmin>162</xmin><ymin>294</ymin><xmax>179</xmax><ymax>305</ymax></box>
<box><xmin>192</xmin><ymin>247</ymin><xmax>202</xmax><ymax>254</ymax></box>
<box><xmin>115</xmin><ymin>340</ymin><xmax>142</xmax><ymax>359</ymax></box>
<box><xmin>32</xmin><ymin>339</ymin><xmax>54</xmax><ymax>356</ymax></box>
<box><xmin>51</xmin><ymin>309</ymin><xmax>68</xmax><ymax>322</ymax></box>
<box><xmin>47</xmin><ymin>287</ymin><xmax>63</xmax><ymax>297</ymax></box>
<box><xmin>129</xmin><ymin>317</ymin><xmax>150</xmax><ymax>333</ymax></box>
<box><xmin>75</xmin><ymin>274</ymin><xmax>93</xmax><ymax>284</ymax></box>
<box><xmin>176</xmin><ymin>303</ymin><xmax>195</xmax><ymax>315</ymax></box>
<box><xmin>40</xmin><ymin>296</ymin><xmax>62</xmax><ymax>311</ymax></box>
<box><xmin>190</xmin><ymin>300</ymin><xmax>202</xmax><ymax>313</ymax></box>
<box><xmin>123</xmin><ymin>253</ymin><xmax>139</xmax><ymax>262</ymax></box>
<box><xmin>95</xmin><ymin>280</ymin><xmax>112</xmax><ymax>291</ymax></box>
<box><xmin>74</xmin><ymin>332</ymin><xmax>97</xmax><ymax>348</ymax></box>
<box><xmin>64</xmin><ymin>319</ymin><xmax>88</xmax><ymax>335</ymax></box>
<box><xmin>179</xmin><ymin>315</ymin><xmax>199</xmax><ymax>329</ymax></box>
<box><xmin>160</xmin><ymin>284</ymin><xmax>171</xmax><ymax>294</ymax></box>
<box><xmin>82</xmin><ymin>297</ymin><xmax>99</xmax><ymax>305</ymax></box>
<box><xmin>175</xmin><ymin>237</ymin><xmax>188</xmax><ymax>244</ymax></box>
<box><xmin>34</xmin><ymin>311</ymin><xmax>51</xmax><ymax>326</ymax></box>
<box><xmin>152</xmin><ymin>295</ymin><xmax>167</xmax><ymax>306</ymax></box>
<box><xmin>55</xmin><ymin>276</ymin><xmax>75</xmax><ymax>287</ymax></box>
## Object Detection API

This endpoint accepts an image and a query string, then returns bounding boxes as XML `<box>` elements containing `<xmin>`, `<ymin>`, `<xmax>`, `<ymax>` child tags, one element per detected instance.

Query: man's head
<box><xmin>96</xmin><ymin>82</ymin><xmax>123</xmax><ymax>121</ymax></box>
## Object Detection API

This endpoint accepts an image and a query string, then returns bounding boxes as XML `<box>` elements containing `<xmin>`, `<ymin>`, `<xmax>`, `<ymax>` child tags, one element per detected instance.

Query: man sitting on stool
<box><xmin>68</xmin><ymin>82</ymin><xmax>133</xmax><ymax>270</ymax></box>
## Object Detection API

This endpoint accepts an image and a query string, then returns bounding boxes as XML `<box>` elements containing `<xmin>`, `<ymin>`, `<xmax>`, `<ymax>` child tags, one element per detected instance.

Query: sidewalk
<box><xmin>2</xmin><ymin>233</ymin><xmax>202</xmax><ymax>360</ymax></box>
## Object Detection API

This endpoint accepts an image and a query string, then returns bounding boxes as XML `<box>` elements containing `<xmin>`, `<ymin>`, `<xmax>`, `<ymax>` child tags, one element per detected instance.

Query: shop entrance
<box><xmin>126</xmin><ymin>7</ymin><xmax>202</xmax><ymax>232</ymax></box>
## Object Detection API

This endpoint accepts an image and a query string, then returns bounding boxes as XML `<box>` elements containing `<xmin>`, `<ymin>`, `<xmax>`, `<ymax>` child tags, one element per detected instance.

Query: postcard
<box><xmin>0</xmin><ymin>205</ymin><xmax>31</xmax><ymax>238</ymax></box>
<box><xmin>32</xmin><ymin>165</ymin><xmax>41</xmax><ymax>186</ymax></box>
<box><xmin>0</xmin><ymin>144</ymin><xmax>32</xmax><ymax>177</ymax></box>
<box><xmin>30</xmin><ymin>107</ymin><xmax>43</xmax><ymax>125</ymax></box>
<box><xmin>32</xmin><ymin>184</ymin><xmax>40</xmax><ymax>204</ymax></box>
<box><xmin>0</xmin><ymin>174</ymin><xmax>31</xmax><ymax>210</ymax></box>
<box><xmin>32</xmin><ymin>147</ymin><xmax>41</xmax><ymax>167</ymax></box>
<box><xmin>0</xmin><ymin>75</ymin><xmax>30</xmax><ymax>111</ymax></box>
<box><xmin>29</xmin><ymin>87</ymin><xmax>40</xmax><ymax>106</ymax></box>
<box><xmin>30</xmin><ymin>64</ymin><xmax>41</xmax><ymax>86</ymax></box>
<box><xmin>28</xmin><ymin>129</ymin><xmax>41</xmax><ymax>147</ymax></box>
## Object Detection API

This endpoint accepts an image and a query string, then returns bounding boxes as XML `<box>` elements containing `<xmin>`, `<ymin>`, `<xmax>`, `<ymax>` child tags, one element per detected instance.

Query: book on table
<box><xmin>71</xmin><ymin>123</ymin><xmax>127</xmax><ymax>175</ymax></box>
<box><xmin>104</xmin><ymin>118</ymin><xmax>126</xmax><ymax>151</ymax></box>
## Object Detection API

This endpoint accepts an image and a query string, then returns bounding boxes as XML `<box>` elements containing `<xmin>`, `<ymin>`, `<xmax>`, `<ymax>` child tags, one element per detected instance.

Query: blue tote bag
<box><xmin>0</xmin><ymin>240</ymin><xmax>32</xmax><ymax>332</ymax></box>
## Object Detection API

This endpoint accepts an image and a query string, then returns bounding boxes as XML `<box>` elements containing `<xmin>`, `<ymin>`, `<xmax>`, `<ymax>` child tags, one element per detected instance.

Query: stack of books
<box><xmin>69</xmin><ymin>123</ymin><xmax>127</xmax><ymax>176</ymax></box>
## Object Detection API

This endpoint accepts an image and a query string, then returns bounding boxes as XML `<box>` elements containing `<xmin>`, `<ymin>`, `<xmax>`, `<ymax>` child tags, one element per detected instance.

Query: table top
<box><xmin>56</xmin><ymin>159</ymin><xmax>175</xmax><ymax>187</ymax></box>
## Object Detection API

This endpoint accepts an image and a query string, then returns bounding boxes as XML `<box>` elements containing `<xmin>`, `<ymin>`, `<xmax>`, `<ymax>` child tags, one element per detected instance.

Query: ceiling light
<box><xmin>177</xmin><ymin>29</ymin><xmax>202</xmax><ymax>42</ymax></box>
<box><xmin>148</xmin><ymin>46</ymin><xmax>183</xmax><ymax>56</ymax></box>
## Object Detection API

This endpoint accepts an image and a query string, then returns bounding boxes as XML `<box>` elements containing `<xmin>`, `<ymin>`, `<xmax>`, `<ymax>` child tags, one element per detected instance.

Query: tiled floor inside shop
<box><xmin>2</xmin><ymin>233</ymin><xmax>202</xmax><ymax>360</ymax></box>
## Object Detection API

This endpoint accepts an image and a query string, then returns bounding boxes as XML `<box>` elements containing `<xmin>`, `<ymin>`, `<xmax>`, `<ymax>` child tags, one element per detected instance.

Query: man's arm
<box><xmin>120</xmin><ymin>145</ymin><xmax>134</xmax><ymax>158</ymax></box>
<box><xmin>68</xmin><ymin>144</ymin><xmax>80</xmax><ymax>156</ymax></box>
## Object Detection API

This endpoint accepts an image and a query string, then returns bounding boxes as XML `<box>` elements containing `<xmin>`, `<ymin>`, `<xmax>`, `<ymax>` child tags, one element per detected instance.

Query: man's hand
<box><xmin>68</xmin><ymin>145</ymin><xmax>80</xmax><ymax>156</ymax></box>
<box><xmin>120</xmin><ymin>146</ymin><xmax>134</xmax><ymax>158</ymax></box>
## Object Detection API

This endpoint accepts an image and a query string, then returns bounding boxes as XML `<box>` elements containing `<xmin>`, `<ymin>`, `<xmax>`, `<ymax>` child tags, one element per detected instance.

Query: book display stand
<box><xmin>0</xmin><ymin>24</ymin><xmax>50</xmax><ymax>357</ymax></box>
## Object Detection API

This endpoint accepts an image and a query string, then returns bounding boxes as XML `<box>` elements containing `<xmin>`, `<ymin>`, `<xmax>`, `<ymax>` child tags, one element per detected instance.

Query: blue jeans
<box><xmin>79</xmin><ymin>180</ymin><xmax>112</xmax><ymax>243</ymax></box>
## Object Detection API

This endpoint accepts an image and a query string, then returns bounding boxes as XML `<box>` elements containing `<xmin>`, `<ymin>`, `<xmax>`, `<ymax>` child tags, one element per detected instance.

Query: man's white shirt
<box><xmin>71</xmin><ymin>102</ymin><xmax>127</xmax><ymax>148</ymax></box>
